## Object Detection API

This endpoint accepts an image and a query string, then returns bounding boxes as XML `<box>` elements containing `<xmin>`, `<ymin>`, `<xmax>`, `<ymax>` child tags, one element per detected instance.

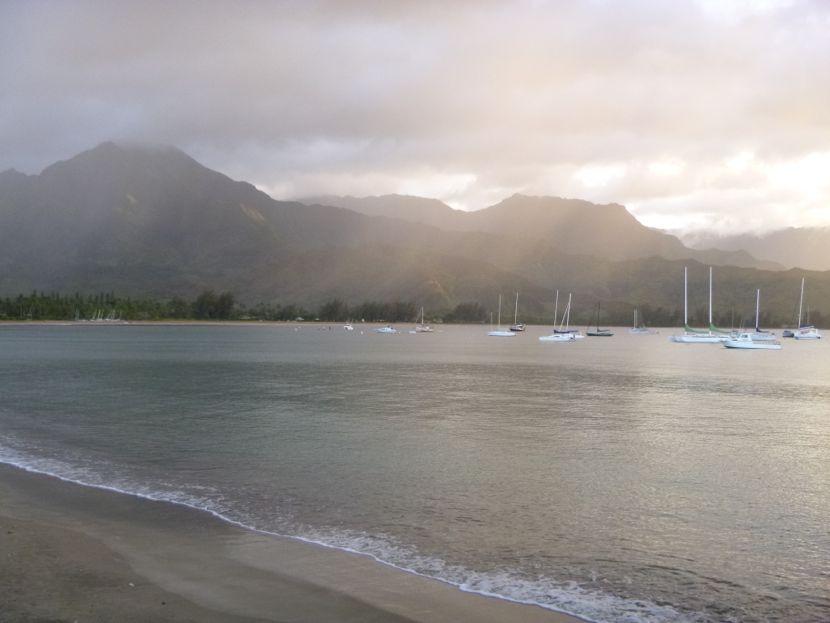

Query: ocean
<box><xmin>0</xmin><ymin>323</ymin><xmax>827</xmax><ymax>622</ymax></box>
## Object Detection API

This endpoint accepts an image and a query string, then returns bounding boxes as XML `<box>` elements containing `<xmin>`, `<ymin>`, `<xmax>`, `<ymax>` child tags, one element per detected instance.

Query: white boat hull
<box><xmin>488</xmin><ymin>330</ymin><xmax>516</xmax><ymax>337</ymax></box>
<box><xmin>724</xmin><ymin>333</ymin><xmax>782</xmax><ymax>349</ymax></box>
<box><xmin>671</xmin><ymin>333</ymin><xmax>728</xmax><ymax>343</ymax></box>
<box><xmin>539</xmin><ymin>333</ymin><xmax>575</xmax><ymax>342</ymax></box>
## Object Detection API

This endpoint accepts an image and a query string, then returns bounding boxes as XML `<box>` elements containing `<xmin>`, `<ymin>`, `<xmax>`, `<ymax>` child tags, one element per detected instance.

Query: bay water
<box><xmin>0</xmin><ymin>324</ymin><xmax>827</xmax><ymax>622</ymax></box>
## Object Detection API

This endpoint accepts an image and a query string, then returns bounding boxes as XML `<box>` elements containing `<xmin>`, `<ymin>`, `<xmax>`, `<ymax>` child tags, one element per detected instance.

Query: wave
<box><xmin>0</xmin><ymin>439</ymin><xmax>709</xmax><ymax>623</ymax></box>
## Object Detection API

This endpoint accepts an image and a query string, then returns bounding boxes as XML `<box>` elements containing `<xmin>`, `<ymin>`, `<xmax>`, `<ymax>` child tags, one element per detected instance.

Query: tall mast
<box><xmin>553</xmin><ymin>290</ymin><xmax>559</xmax><ymax>327</ymax></box>
<box><xmin>755</xmin><ymin>289</ymin><xmax>761</xmax><ymax>331</ymax></box>
<box><xmin>708</xmin><ymin>266</ymin><xmax>713</xmax><ymax>326</ymax></box>
<box><xmin>798</xmin><ymin>278</ymin><xmax>805</xmax><ymax>328</ymax></box>
<box><xmin>497</xmin><ymin>294</ymin><xmax>502</xmax><ymax>328</ymax></box>
<box><xmin>514</xmin><ymin>292</ymin><xmax>519</xmax><ymax>325</ymax></box>
<box><xmin>684</xmin><ymin>266</ymin><xmax>688</xmax><ymax>327</ymax></box>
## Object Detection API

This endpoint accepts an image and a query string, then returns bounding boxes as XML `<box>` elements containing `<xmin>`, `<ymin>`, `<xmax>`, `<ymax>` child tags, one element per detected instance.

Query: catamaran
<box><xmin>671</xmin><ymin>266</ymin><xmax>729</xmax><ymax>343</ymax></box>
<box><xmin>488</xmin><ymin>294</ymin><xmax>516</xmax><ymax>337</ymax></box>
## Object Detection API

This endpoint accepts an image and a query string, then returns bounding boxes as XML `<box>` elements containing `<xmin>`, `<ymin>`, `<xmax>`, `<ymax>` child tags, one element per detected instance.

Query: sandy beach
<box><xmin>0</xmin><ymin>464</ymin><xmax>585</xmax><ymax>623</ymax></box>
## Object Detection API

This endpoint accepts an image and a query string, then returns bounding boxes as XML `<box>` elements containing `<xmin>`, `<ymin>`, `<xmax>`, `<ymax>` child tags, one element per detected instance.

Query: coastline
<box><xmin>0</xmin><ymin>463</ymin><xmax>586</xmax><ymax>623</ymax></box>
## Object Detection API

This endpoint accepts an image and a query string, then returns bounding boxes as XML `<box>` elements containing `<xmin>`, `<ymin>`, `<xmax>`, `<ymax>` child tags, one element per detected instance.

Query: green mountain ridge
<box><xmin>0</xmin><ymin>142</ymin><xmax>826</xmax><ymax>326</ymax></box>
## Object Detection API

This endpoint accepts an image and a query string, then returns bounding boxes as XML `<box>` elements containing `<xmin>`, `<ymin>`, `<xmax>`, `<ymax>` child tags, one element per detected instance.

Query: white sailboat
<box><xmin>510</xmin><ymin>292</ymin><xmax>525</xmax><ymax>332</ymax></box>
<box><xmin>671</xmin><ymin>266</ymin><xmax>728</xmax><ymax>343</ymax></box>
<box><xmin>629</xmin><ymin>307</ymin><xmax>657</xmax><ymax>334</ymax></box>
<box><xmin>539</xmin><ymin>292</ymin><xmax>583</xmax><ymax>341</ymax></box>
<box><xmin>488</xmin><ymin>294</ymin><xmax>516</xmax><ymax>337</ymax></box>
<box><xmin>751</xmin><ymin>289</ymin><xmax>776</xmax><ymax>341</ymax></box>
<box><xmin>724</xmin><ymin>332</ymin><xmax>782</xmax><ymax>350</ymax></box>
<box><xmin>414</xmin><ymin>307</ymin><xmax>433</xmax><ymax>333</ymax></box>
<box><xmin>793</xmin><ymin>278</ymin><xmax>821</xmax><ymax>340</ymax></box>
<box><xmin>375</xmin><ymin>325</ymin><xmax>398</xmax><ymax>334</ymax></box>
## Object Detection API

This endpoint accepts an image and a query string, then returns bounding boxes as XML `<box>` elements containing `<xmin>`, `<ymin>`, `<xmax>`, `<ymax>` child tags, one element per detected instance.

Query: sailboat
<box><xmin>586</xmin><ymin>302</ymin><xmax>613</xmax><ymax>337</ymax></box>
<box><xmin>539</xmin><ymin>292</ymin><xmax>583</xmax><ymax>341</ymax></box>
<box><xmin>509</xmin><ymin>292</ymin><xmax>525</xmax><ymax>332</ymax></box>
<box><xmin>629</xmin><ymin>307</ymin><xmax>657</xmax><ymax>334</ymax></box>
<box><xmin>671</xmin><ymin>266</ymin><xmax>728</xmax><ymax>343</ymax></box>
<box><xmin>488</xmin><ymin>294</ymin><xmax>516</xmax><ymax>337</ymax></box>
<box><xmin>750</xmin><ymin>289</ymin><xmax>776</xmax><ymax>341</ymax></box>
<box><xmin>793</xmin><ymin>278</ymin><xmax>822</xmax><ymax>340</ymax></box>
<box><xmin>414</xmin><ymin>307</ymin><xmax>433</xmax><ymax>333</ymax></box>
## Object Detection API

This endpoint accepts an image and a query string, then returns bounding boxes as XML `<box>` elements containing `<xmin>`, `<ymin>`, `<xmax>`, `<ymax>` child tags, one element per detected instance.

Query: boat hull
<box><xmin>671</xmin><ymin>333</ymin><xmax>728</xmax><ymax>343</ymax></box>
<box><xmin>724</xmin><ymin>340</ymin><xmax>782</xmax><ymax>350</ymax></box>
<box><xmin>539</xmin><ymin>333</ymin><xmax>575</xmax><ymax>342</ymax></box>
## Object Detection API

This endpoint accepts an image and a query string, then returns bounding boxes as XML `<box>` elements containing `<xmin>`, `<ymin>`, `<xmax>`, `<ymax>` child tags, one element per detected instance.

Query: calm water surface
<box><xmin>0</xmin><ymin>324</ymin><xmax>828</xmax><ymax>622</ymax></box>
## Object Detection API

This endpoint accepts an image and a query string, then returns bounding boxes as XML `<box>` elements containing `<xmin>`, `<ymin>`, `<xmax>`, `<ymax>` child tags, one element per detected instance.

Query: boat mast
<box><xmin>514</xmin><ymin>292</ymin><xmax>519</xmax><ymax>325</ymax></box>
<box><xmin>684</xmin><ymin>266</ymin><xmax>688</xmax><ymax>328</ymax></box>
<box><xmin>708</xmin><ymin>266</ymin><xmax>713</xmax><ymax>327</ymax></box>
<box><xmin>798</xmin><ymin>277</ymin><xmax>805</xmax><ymax>328</ymax></box>
<box><xmin>755</xmin><ymin>289</ymin><xmax>760</xmax><ymax>332</ymax></box>
<box><xmin>553</xmin><ymin>290</ymin><xmax>559</xmax><ymax>328</ymax></box>
<box><xmin>497</xmin><ymin>294</ymin><xmax>502</xmax><ymax>329</ymax></box>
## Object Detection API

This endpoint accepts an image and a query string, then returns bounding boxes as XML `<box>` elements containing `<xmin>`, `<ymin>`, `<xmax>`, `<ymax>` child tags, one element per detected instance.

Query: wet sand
<box><xmin>0</xmin><ymin>464</ymin><xmax>585</xmax><ymax>623</ymax></box>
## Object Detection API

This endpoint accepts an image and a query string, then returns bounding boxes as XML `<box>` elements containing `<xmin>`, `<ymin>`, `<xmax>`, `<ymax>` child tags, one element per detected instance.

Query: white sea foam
<box><xmin>0</xmin><ymin>440</ymin><xmax>709</xmax><ymax>623</ymax></box>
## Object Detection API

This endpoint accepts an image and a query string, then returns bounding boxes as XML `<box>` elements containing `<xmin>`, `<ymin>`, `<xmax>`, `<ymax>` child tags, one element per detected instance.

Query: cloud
<box><xmin>2</xmin><ymin>0</ymin><xmax>830</xmax><ymax>231</ymax></box>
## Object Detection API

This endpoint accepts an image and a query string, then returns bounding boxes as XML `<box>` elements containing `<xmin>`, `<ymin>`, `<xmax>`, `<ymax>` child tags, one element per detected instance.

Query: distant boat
<box><xmin>751</xmin><ymin>289</ymin><xmax>776</xmax><ymax>341</ymax></box>
<box><xmin>586</xmin><ymin>302</ymin><xmax>613</xmax><ymax>337</ymax></box>
<box><xmin>343</xmin><ymin>323</ymin><xmax>355</xmax><ymax>331</ymax></box>
<box><xmin>488</xmin><ymin>294</ymin><xmax>516</xmax><ymax>337</ymax></box>
<box><xmin>539</xmin><ymin>292</ymin><xmax>582</xmax><ymax>341</ymax></box>
<box><xmin>629</xmin><ymin>307</ymin><xmax>657</xmax><ymax>334</ymax></box>
<box><xmin>509</xmin><ymin>292</ymin><xmax>525</xmax><ymax>332</ymax></box>
<box><xmin>671</xmin><ymin>267</ymin><xmax>729</xmax><ymax>343</ymax></box>
<box><xmin>375</xmin><ymin>325</ymin><xmax>398</xmax><ymax>334</ymax></box>
<box><xmin>792</xmin><ymin>278</ymin><xmax>821</xmax><ymax>340</ymax></box>
<box><xmin>414</xmin><ymin>307</ymin><xmax>433</xmax><ymax>333</ymax></box>
<box><xmin>724</xmin><ymin>332</ymin><xmax>782</xmax><ymax>350</ymax></box>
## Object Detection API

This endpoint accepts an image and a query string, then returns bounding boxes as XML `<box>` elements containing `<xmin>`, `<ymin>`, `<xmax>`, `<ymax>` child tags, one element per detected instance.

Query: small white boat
<box><xmin>414</xmin><ymin>307</ymin><xmax>434</xmax><ymax>333</ymax></box>
<box><xmin>488</xmin><ymin>294</ymin><xmax>517</xmax><ymax>337</ymax></box>
<box><xmin>375</xmin><ymin>325</ymin><xmax>398</xmax><ymax>334</ymax></box>
<box><xmin>724</xmin><ymin>332</ymin><xmax>782</xmax><ymax>350</ymax></box>
<box><xmin>794</xmin><ymin>326</ymin><xmax>821</xmax><ymax>340</ymax></box>
<box><xmin>343</xmin><ymin>323</ymin><xmax>354</xmax><ymax>331</ymax></box>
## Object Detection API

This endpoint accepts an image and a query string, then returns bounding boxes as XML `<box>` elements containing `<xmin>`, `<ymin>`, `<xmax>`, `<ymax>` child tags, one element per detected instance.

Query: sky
<box><xmin>2</xmin><ymin>0</ymin><xmax>829</xmax><ymax>234</ymax></box>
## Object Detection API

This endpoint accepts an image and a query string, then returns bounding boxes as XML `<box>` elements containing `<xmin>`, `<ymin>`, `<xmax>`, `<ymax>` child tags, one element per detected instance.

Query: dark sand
<box><xmin>0</xmin><ymin>464</ymin><xmax>584</xmax><ymax>623</ymax></box>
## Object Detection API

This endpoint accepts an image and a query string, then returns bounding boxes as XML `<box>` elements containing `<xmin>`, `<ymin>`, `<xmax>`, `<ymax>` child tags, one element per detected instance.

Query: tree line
<box><xmin>0</xmin><ymin>291</ymin><xmax>822</xmax><ymax>328</ymax></box>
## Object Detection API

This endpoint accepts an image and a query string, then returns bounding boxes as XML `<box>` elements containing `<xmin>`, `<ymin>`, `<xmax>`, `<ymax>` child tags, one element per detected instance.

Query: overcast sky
<box><xmin>2</xmin><ymin>0</ymin><xmax>829</xmax><ymax>233</ymax></box>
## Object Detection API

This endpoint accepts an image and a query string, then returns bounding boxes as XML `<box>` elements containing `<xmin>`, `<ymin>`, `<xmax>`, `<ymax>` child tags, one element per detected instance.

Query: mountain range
<box><xmin>681</xmin><ymin>229</ymin><xmax>830</xmax><ymax>272</ymax></box>
<box><xmin>1</xmin><ymin>142</ymin><xmax>827</xmax><ymax>325</ymax></box>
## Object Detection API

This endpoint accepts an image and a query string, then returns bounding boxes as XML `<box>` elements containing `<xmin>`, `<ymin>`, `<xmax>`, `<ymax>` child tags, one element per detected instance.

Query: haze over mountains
<box><xmin>1</xmin><ymin>142</ymin><xmax>828</xmax><ymax>325</ymax></box>
<box><xmin>681</xmin><ymin>229</ymin><xmax>830</xmax><ymax>272</ymax></box>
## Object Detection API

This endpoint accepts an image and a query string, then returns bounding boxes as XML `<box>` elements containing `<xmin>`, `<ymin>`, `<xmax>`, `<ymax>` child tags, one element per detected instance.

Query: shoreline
<box><xmin>0</xmin><ymin>463</ymin><xmax>586</xmax><ymax>623</ymax></box>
